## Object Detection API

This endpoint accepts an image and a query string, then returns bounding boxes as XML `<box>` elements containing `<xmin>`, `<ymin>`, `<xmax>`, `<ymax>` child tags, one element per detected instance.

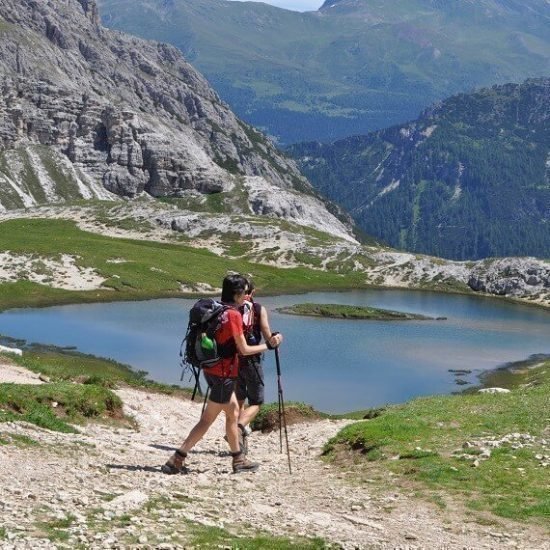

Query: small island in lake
<box><xmin>276</xmin><ymin>303</ymin><xmax>444</xmax><ymax>321</ymax></box>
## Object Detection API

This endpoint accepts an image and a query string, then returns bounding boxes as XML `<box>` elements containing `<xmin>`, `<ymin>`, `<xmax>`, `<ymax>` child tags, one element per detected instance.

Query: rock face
<box><xmin>0</xmin><ymin>0</ymin><xmax>354</xmax><ymax>239</ymax></box>
<box><xmin>468</xmin><ymin>258</ymin><xmax>550</xmax><ymax>299</ymax></box>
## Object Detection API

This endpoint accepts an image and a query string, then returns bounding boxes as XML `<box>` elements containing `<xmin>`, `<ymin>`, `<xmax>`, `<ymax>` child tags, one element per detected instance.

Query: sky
<box><xmin>227</xmin><ymin>0</ymin><xmax>323</xmax><ymax>11</ymax></box>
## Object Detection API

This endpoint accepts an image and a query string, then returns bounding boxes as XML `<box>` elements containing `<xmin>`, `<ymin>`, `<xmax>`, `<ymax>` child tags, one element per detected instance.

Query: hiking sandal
<box><xmin>161</xmin><ymin>449</ymin><xmax>187</xmax><ymax>475</ymax></box>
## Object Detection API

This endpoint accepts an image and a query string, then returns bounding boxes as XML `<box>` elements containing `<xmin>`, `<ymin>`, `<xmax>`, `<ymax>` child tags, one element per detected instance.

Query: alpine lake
<box><xmin>0</xmin><ymin>289</ymin><xmax>548</xmax><ymax>414</ymax></box>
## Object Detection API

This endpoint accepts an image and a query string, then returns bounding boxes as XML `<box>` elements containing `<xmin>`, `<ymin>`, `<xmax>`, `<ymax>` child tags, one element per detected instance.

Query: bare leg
<box><xmin>224</xmin><ymin>392</ymin><xmax>241</xmax><ymax>453</ymax></box>
<box><xmin>163</xmin><ymin>400</ymin><xmax>223</xmax><ymax>471</ymax></box>
<box><xmin>179</xmin><ymin>400</ymin><xmax>223</xmax><ymax>454</ymax></box>
<box><xmin>238</xmin><ymin>404</ymin><xmax>260</xmax><ymax>429</ymax></box>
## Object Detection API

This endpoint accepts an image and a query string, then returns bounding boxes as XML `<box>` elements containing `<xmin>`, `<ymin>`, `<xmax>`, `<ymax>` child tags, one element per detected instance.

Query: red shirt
<box><xmin>203</xmin><ymin>307</ymin><xmax>243</xmax><ymax>378</ymax></box>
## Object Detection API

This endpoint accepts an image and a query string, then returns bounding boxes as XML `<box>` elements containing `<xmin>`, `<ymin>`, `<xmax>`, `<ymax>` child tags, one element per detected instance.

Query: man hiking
<box><xmin>162</xmin><ymin>274</ymin><xmax>283</xmax><ymax>475</ymax></box>
<box><xmin>235</xmin><ymin>281</ymin><xmax>274</xmax><ymax>453</ymax></box>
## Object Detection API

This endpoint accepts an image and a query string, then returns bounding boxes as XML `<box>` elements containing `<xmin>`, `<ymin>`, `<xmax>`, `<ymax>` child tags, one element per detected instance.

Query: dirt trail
<box><xmin>0</xmin><ymin>362</ymin><xmax>548</xmax><ymax>549</ymax></box>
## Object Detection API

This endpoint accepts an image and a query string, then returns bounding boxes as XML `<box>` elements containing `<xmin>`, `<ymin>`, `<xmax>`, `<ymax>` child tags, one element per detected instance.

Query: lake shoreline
<box><xmin>1</xmin><ymin>281</ymin><xmax>549</xmax><ymax>314</ymax></box>
<box><xmin>2</xmin><ymin>337</ymin><xmax>547</xmax><ymax>419</ymax></box>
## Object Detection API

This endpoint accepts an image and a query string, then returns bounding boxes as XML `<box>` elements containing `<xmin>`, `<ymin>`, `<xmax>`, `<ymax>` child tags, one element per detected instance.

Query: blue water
<box><xmin>0</xmin><ymin>290</ymin><xmax>548</xmax><ymax>413</ymax></box>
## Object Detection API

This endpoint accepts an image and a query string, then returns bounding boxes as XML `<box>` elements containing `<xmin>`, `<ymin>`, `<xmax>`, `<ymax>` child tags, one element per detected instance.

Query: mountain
<box><xmin>289</xmin><ymin>78</ymin><xmax>550</xmax><ymax>261</ymax></box>
<box><xmin>0</xmin><ymin>0</ymin><xmax>548</xmax><ymax>308</ymax></box>
<box><xmin>0</xmin><ymin>0</ymin><xmax>354</xmax><ymax>241</ymax></box>
<box><xmin>97</xmin><ymin>0</ymin><xmax>550</xmax><ymax>143</ymax></box>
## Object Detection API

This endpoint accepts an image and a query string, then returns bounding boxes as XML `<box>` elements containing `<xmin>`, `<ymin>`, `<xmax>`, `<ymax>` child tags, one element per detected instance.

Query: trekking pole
<box><xmin>274</xmin><ymin>345</ymin><xmax>292</xmax><ymax>474</ymax></box>
<box><xmin>201</xmin><ymin>385</ymin><xmax>210</xmax><ymax>416</ymax></box>
<box><xmin>190</xmin><ymin>365</ymin><xmax>203</xmax><ymax>401</ymax></box>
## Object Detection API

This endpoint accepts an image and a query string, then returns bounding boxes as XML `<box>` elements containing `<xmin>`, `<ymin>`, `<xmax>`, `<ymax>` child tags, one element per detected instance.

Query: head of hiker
<box><xmin>221</xmin><ymin>273</ymin><xmax>248</xmax><ymax>305</ymax></box>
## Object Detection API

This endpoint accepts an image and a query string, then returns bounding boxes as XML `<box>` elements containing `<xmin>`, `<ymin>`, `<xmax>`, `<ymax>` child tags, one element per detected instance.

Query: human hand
<box><xmin>267</xmin><ymin>332</ymin><xmax>283</xmax><ymax>349</ymax></box>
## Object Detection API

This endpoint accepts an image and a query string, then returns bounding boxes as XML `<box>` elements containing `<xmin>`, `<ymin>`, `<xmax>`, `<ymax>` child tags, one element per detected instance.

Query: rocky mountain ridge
<box><xmin>0</xmin><ymin>0</ymin><xmax>354</xmax><ymax>241</ymax></box>
<box><xmin>0</xmin><ymin>1</ymin><xmax>547</xmax><ymax>308</ymax></box>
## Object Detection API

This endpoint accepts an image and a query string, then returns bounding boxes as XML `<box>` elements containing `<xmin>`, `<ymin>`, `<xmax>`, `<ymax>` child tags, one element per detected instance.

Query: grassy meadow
<box><xmin>0</xmin><ymin>217</ymin><xmax>367</xmax><ymax>311</ymax></box>
<box><xmin>277</xmin><ymin>303</ymin><xmax>435</xmax><ymax>320</ymax></box>
<box><xmin>324</xmin><ymin>361</ymin><xmax>550</xmax><ymax>524</ymax></box>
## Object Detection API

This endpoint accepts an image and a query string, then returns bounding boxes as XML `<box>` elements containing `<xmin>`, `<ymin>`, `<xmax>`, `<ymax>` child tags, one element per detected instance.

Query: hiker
<box><xmin>235</xmin><ymin>281</ymin><xmax>273</xmax><ymax>452</ymax></box>
<box><xmin>162</xmin><ymin>274</ymin><xmax>283</xmax><ymax>474</ymax></box>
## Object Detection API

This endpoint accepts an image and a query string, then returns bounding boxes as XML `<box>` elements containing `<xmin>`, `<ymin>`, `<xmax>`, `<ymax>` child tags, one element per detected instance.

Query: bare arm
<box><xmin>259</xmin><ymin>306</ymin><xmax>273</xmax><ymax>342</ymax></box>
<box><xmin>235</xmin><ymin>333</ymin><xmax>267</xmax><ymax>356</ymax></box>
<box><xmin>234</xmin><ymin>329</ymin><xmax>282</xmax><ymax>356</ymax></box>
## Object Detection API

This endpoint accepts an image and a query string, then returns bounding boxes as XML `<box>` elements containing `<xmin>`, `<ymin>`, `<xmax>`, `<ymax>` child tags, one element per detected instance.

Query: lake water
<box><xmin>0</xmin><ymin>290</ymin><xmax>548</xmax><ymax>413</ymax></box>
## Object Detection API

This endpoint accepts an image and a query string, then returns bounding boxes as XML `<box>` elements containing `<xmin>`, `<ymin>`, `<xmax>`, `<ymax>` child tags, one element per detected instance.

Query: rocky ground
<box><xmin>1</xmin><ymin>361</ymin><xmax>549</xmax><ymax>550</ymax></box>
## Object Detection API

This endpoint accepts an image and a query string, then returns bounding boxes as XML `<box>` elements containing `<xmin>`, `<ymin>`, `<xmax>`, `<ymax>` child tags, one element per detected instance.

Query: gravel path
<box><xmin>0</xmin><ymin>363</ymin><xmax>548</xmax><ymax>549</ymax></box>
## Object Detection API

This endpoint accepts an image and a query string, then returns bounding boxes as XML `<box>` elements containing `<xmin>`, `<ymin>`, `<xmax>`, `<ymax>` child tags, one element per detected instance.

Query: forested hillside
<box><xmin>290</xmin><ymin>79</ymin><xmax>550</xmax><ymax>260</ymax></box>
<box><xmin>98</xmin><ymin>0</ymin><xmax>550</xmax><ymax>143</ymax></box>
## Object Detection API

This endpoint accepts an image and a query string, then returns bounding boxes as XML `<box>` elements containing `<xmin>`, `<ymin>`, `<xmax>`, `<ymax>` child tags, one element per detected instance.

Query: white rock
<box><xmin>478</xmin><ymin>387</ymin><xmax>511</xmax><ymax>394</ymax></box>
<box><xmin>105</xmin><ymin>490</ymin><xmax>149</xmax><ymax>515</ymax></box>
<box><xmin>0</xmin><ymin>345</ymin><xmax>22</xmax><ymax>356</ymax></box>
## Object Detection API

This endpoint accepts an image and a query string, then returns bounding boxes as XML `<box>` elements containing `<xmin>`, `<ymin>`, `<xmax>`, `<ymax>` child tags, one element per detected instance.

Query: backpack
<box><xmin>180</xmin><ymin>298</ymin><xmax>236</xmax><ymax>399</ymax></box>
<box><xmin>241</xmin><ymin>300</ymin><xmax>262</xmax><ymax>345</ymax></box>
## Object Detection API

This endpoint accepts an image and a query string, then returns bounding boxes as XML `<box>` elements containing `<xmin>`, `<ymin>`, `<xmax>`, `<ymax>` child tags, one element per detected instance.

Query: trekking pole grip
<box><xmin>266</xmin><ymin>331</ymin><xmax>280</xmax><ymax>350</ymax></box>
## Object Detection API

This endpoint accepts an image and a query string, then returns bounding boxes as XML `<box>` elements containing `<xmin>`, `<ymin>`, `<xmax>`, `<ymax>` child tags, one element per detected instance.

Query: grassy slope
<box><xmin>0</xmin><ymin>218</ymin><xmax>366</xmax><ymax>310</ymax></box>
<box><xmin>324</xmin><ymin>361</ymin><xmax>550</xmax><ymax>523</ymax></box>
<box><xmin>0</xmin><ymin>381</ymin><xmax>123</xmax><ymax>433</ymax></box>
<box><xmin>0</xmin><ymin>346</ymin><xmax>188</xmax><ymax>432</ymax></box>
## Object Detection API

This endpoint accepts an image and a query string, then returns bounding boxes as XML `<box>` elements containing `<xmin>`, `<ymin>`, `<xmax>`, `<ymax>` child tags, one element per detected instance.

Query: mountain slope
<box><xmin>0</xmin><ymin>0</ymin><xmax>354</xmax><ymax>240</ymax></box>
<box><xmin>289</xmin><ymin>78</ymin><xmax>550</xmax><ymax>260</ymax></box>
<box><xmin>98</xmin><ymin>0</ymin><xmax>550</xmax><ymax>143</ymax></box>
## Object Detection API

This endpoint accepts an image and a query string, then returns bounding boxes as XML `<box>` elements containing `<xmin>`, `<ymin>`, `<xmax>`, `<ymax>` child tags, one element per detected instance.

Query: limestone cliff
<box><xmin>0</xmin><ymin>0</ymin><xmax>354</xmax><ymax>241</ymax></box>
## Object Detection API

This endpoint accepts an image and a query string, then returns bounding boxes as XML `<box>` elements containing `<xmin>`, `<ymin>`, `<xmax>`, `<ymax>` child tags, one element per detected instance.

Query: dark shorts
<box><xmin>236</xmin><ymin>356</ymin><xmax>265</xmax><ymax>406</ymax></box>
<box><xmin>203</xmin><ymin>373</ymin><xmax>236</xmax><ymax>404</ymax></box>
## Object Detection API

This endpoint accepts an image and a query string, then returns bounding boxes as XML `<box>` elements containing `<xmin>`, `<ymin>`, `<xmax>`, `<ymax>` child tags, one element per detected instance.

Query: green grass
<box><xmin>324</xmin><ymin>361</ymin><xmax>550</xmax><ymax>523</ymax></box>
<box><xmin>0</xmin><ymin>432</ymin><xmax>38</xmax><ymax>446</ymax></box>
<box><xmin>187</xmin><ymin>523</ymin><xmax>329</xmax><ymax>549</ymax></box>
<box><xmin>0</xmin><ymin>218</ymin><xmax>367</xmax><ymax>311</ymax></box>
<box><xmin>0</xmin><ymin>527</ymin><xmax>5</xmax><ymax>540</ymax></box>
<box><xmin>0</xmin><ymin>381</ymin><xmax>124</xmax><ymax>432</ymax></box>
<box><xmin>276</xmin><ymin>303</ymin><xmax>434</xmax><ymax>320</ymax></box>
<box><xmin>36</xmin><ymin>514</ymin><xmax>76</xmax><ymax>543</ymax></box>
<box><xmin>10</xmin><ymin>348</ymin><xmax>147</xmax><ymax>385</ymax></box>
<box><xmin>2</xmin><ymin>345</ymin><xmax>191</xmax><ymax>395</ymax></box>
<box><xmin>0</xmin><ymin>346</ymin><xmax>192</xmax><ymax>433</ymax></box>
